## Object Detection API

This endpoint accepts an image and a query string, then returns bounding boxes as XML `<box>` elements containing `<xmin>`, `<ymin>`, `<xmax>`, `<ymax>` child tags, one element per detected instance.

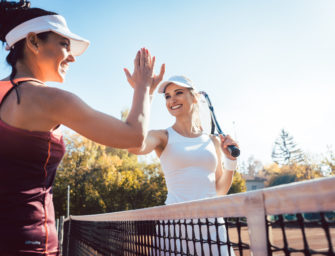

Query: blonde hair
<box><xmin>189</xmin><ymin>89</ymin><xmax>202</xmax><ymax>133</ymax></box>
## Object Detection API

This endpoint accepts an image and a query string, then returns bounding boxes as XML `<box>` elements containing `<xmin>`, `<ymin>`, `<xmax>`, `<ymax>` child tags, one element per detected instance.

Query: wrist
<box><xmin>223</xmin><ymin>156</ymin><xmax>237</xmax><ymax>171</ymax></box>
<box><xmin>135</xmin><ymin>81</ymin><xmax>150</xmax><ymax>89</ymax></box>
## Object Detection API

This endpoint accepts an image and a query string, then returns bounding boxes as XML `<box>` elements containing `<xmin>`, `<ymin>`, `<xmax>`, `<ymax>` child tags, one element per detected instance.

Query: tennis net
<box><xmin>62</xmin><ymin>176</ymin><xmax>335</xmax><ymax>255</ymax></box>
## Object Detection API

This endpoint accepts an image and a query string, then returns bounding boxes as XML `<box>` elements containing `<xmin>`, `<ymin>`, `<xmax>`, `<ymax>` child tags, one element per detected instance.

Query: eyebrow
<box><xmin>165</xmin><ymin>88</ymin><xmax>184</xmax><ymax>96</ymax></box>
<box><xmin>61</xmin><ymin>37</ymin><xmax>71</xmax><ymax>45</ymax></box>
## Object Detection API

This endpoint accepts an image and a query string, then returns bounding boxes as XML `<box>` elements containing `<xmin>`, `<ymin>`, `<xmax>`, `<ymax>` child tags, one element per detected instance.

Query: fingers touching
<box><xmin>124</xmin><ymin>47</ymin><xmax>165</xmax><ymax>94</ymax></box>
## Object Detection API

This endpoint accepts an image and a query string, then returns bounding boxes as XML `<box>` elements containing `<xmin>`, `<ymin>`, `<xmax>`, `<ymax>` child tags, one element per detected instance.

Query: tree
<box><xmin>240</xmin><ymin>156</ymin><xmax>263</xmax><ymax>177</ymax></box>
<box><xmin>228</xmin><ymin>171</ymin><xmax>246</xmax><ymax>194</ymax></box>
<box><xmin>268</xmin><ymin>172</ymin><xmax>297</xmax><ymax>187</ymax></box>
<box><xmin>322</xmin><ymin>146</ymin><xmax>335</xmax><ymax>175</ymax></box>
<box><xmin>53</xmin><ymin>133</ymin><xmax>167</xmax><ymax>217</ymax></box>
<box><xmin>272</xmin><ymin>129</ymin><xmax>304</xmax><ymax>165</ymax></box>
<box><xmin>264</xmin><ymin>160</ymin><xmax>323</xmax><ymax>187</ymax></box>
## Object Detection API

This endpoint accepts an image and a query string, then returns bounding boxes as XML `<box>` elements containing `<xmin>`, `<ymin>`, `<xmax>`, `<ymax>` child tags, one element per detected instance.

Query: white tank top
<box><xmin>160</xmin><ymin>127</ymin><xmax>218</xmax><ymax>205</ymax></box>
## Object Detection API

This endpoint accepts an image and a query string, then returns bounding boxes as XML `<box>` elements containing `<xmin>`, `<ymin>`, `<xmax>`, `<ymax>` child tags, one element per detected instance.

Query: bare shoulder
<box><xmin>146</xmin><ymin>129</ymin><xmax>166</xmax><ymax>156</ymax></box>
<box><xmin>149</xmin><ymin>129</ymin><xmax>168</xmax><ymax>136</ymax></box>
<box><xmin>149</xmin><ymin>129</ymin><xmax>168</xmax><ymax>151</ymax></box>
<box><xmin>20</xmin><ymin>82</ymin><xmax>88</xmax><ymax>123</ymax></box>
<box><xmin>21</xmin><ymin>82</ymin><xmax>82</xmax><ymax>111</ymax></box>
<box><xmin>22</xmin><ymin>82</ymin><xmax>76</xmax><ymax>101</ymax></box>
<box><xmin>149</xmin><ymin>129</ymin><xmax>168</xmax><ymax>142</ymax></box>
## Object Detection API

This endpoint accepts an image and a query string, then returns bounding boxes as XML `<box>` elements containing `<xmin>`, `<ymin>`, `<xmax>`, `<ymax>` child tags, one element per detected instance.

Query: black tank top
<box><xmin>0</xmin><ymin>78</ymin><xmax>65</xmax><ymax>255</ymax></box>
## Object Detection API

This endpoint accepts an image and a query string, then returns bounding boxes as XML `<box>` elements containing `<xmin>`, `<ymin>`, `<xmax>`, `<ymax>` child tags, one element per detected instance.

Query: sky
<box><xmin>1</xmin><ymin>0</ymin><xmax>334</xmax><ymax>166</ymax></box>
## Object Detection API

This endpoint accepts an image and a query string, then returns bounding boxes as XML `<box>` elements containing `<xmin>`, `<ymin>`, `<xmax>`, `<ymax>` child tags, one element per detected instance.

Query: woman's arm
<box><xmin>48</xmin><ymin>48</ymin><xmax>163</xmax><ymax>148</ymax></box>
<box><xmin>128</xmin><ymin>129</ymin><xmax>167</xmax><ymax>157</ymax></box>
<box><xmin>212</xmin><ymin>135</ymin><xmax>238</xmax><ymax>195</ymax></box>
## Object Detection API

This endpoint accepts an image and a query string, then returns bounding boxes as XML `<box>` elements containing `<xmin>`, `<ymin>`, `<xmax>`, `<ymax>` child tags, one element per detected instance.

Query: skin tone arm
<box><xmin>128</xmin><ymin>129</ymin><xmax>167</xmax><ymax>157</ymax></box>
<box><xmin>130</xmin><ymin>131</ymin><xmax>237</xmax><ymax>194</ymax></box>
<box><xmin>125</xmin><ymin>55</ymin><xmax>167</xmax><ymax>154</ymax></box>
<box><xmin>51</xmin><ymin>49</ymin><xmax>163</xmax><ymax>148</ymax></box>
<box><xmin>212</xmin><ymin>134</ymin><xmax>239</xmax><ymax>196</ymax></box>
<box><xmin>1</xmin><ymin>48</ymin><xmax>163</xmax><ymax>149</ymax></box>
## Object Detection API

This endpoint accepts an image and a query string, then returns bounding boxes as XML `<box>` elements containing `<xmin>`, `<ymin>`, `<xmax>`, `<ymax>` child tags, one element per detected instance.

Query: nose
<box><xmin>165</xmin><ymin>96</ymin><xmax>175</xmax><ymax>106</ymax></box>
<box><xmin>67</xmin><ymin>53</ymin><xmax>76</xmax><ymax>63</ymax></box>
<box><xmin>171</xmin><ymin>95</ymin><xmax>178</xmax><ymax>102</ymax></box>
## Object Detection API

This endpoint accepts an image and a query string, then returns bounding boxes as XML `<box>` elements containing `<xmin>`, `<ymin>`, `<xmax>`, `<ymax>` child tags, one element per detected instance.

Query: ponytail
<box><xmin>189</xmin><ymin>89</ymin><xmax>203</xmax><ymax>133</ymax></box>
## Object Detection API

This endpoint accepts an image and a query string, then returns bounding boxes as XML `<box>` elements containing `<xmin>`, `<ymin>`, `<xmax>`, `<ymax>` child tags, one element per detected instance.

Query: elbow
<box><xmin>128</xmin><ymin>148</ymin><xmax>140</xmax><ymax>155</ymax></box>
<box><xmin>130</xmin><ymin>132</ymin><xmax>145</xmax><ymax>148</ymax></box>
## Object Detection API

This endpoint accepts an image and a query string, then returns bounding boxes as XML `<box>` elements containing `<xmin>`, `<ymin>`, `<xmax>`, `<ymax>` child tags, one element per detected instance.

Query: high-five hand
<box><xmin>124</xmin><ymin>48</ymin><xmax>165</xmax><ymax>95</ymax></box>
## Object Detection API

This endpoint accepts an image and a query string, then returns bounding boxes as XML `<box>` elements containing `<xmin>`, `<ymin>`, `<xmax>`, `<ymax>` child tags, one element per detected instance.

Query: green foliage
<box><xmin>268</xmin><ymin>172</ymin><xmax>297</xmax><ymax>187</ymax></box>
<box><xmin>228</xmin><ymin>171</ymin><xmax>246</xmax><ymax>194</ymax></box>
<box><xmin>264</xmin><ymin>160</ymin><xmax>324</xmax><ymax>187</ymax></box>
<box><xmin>53</xmin><ymin>133</ymin><xmax>167</xmax><ymax>217</ymax></box>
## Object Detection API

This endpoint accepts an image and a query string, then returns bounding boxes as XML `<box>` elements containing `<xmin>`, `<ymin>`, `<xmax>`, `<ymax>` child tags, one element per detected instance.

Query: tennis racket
<box><xmin>199</xmin><ymin>91</ymin><xmax>240</xmax><ymax>157</ymax></box>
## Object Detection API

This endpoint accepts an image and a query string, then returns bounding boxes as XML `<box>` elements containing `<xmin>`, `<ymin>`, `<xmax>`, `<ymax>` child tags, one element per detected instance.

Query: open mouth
<box><xmin>171</xmin><ymin>104</ymin><xmax>182</xmax><ymax>110</ymax></box>
<box><xmin>59</xmin><ymin>64</ymin><xmax>69</xmax><ymax>74</ymax></box>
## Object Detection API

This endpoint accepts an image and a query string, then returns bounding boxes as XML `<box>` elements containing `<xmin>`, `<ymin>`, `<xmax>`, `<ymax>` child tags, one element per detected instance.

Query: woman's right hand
<box><xmin>124</xmin><ymin>48</ymin><xmax>165</xmax><ymax>95</ymax></box>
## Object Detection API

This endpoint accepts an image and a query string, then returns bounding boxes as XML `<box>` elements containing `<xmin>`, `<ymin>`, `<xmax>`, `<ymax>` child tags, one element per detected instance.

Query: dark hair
<box><xmin>0</xmin><ymin>1</ymin><xmax>57</xmax><ymax>80</ymax></box>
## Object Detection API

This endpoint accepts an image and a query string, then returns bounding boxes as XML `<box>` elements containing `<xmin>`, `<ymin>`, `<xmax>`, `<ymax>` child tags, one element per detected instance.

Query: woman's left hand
<box><xmin>124</xmin><ymin>53</ymin><xmax>165</xmax><ymax>96</ymax></box>
<box><xmin>219</xmin><ymin>134</ymin><xmax>239</xmax><ymax>160</ymax></box>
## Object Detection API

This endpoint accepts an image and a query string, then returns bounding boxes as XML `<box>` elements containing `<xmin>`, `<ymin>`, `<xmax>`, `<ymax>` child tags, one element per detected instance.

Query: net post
<box><xmin>56</xmin><ymin>218</ymin><xmax>59</xmax><ymax>233</ymax></box>
<box><xmin>244</xmin><ymin>190</ymin><xmax>267</xmax><ymax>256</ymax></box>
<box><xmin>65</xmin><ymin>217</ymin><xmax>71</xmax><ymax>256</ymax></box>
<box><xmin>58</xmin><ymin>215</ymin><xmax>64</xmax><ymax>255</ymax></box>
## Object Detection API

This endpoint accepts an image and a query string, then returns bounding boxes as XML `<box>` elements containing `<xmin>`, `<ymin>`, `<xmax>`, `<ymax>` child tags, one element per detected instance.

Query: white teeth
<box><xmin>60</xmin><ymin>66</ymin><xmax>68</xmax><ymax>73</ymax></box>
<box><xmin>171</xmin><ymin>105</ymin><xmax>182</xmax><ymax>110</ymax></box>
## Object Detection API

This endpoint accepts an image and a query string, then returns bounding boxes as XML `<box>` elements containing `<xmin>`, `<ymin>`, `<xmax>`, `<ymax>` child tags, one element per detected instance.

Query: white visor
<box><xmin>158</xmin><ymin>75</ymin><xmax>196</xmax><ymax>93</ymax></box>
<box><xmin>5</xmin><ymin>15</ymin><xmax>90</xmax><ymax>56</ymax></box>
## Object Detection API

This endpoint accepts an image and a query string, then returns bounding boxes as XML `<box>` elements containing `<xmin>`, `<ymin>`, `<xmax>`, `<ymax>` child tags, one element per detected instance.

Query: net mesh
<box><xmin>62</xmin><ymin>177</ymin><xmax>335</xmax><ymax>256</ymax></box>
<box><xmin>63</xmin><ymin>218</ymin><xmax>249</xmax><ymax>256</ymax></box>
<box><xmin>267</xmin><ymin>212</ymin><xmax>335</xmax><ymax>255</ymax></box>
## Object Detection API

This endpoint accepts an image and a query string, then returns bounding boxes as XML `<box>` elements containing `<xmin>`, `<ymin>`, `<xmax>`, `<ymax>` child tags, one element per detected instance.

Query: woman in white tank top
<box><xmin>128</xmin><ymin>75</ymin><xmax>239</xmax><ymax>255</ymax></box>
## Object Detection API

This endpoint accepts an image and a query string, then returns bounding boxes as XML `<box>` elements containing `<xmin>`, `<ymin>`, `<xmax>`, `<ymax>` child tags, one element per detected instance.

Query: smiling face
<box><xmin>34</xmin><ymin>32</ymin><xmax>75</xmax><ymax>82</ymax></box>
<box><xmin>164</xmin><ymin>83</ymin><xmax>197</xmax><ymax>117</ymax></box>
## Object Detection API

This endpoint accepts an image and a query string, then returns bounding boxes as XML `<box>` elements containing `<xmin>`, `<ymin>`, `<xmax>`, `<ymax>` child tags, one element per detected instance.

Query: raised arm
<box><xmin>48</xmin><ymin>48</ymin><xmax>163</xmax><ymax>148</ymax></box>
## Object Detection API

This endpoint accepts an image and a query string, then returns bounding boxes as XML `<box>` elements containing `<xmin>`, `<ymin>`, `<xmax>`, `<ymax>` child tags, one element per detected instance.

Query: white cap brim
<box><xmin>158</xmin><ymin>81</ymin><xmax>193</xmax><ymax>93</ymax></box>
<box><xmin>158</xmin><ymin>75</ymin><xmax>196</xmax><ymax>93</ymax></box>
<box><xmin>5</xmin><ymin>15</ymin><xmax>89</xmax><ymax>56</ymax></box>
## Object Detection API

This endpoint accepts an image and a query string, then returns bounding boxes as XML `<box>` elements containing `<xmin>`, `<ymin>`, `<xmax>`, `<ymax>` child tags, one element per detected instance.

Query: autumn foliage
<box><xmin>53</xmin><ymin>133</ymin><xmax>167</xmax><ymax>217</ymax></box>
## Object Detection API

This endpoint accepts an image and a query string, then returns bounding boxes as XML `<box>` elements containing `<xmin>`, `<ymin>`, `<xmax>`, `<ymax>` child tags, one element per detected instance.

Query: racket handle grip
<box><xmin>228</xmin><ymin>145</ymin><xmax>240</xmax><ymax>157</ymax></box>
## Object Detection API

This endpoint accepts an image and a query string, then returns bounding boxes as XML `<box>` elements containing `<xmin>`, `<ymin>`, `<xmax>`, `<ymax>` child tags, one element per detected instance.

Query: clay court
<box><xmin>230</xmin><ymin>226</ymin><xmax>335</xmax><ymax>255</ymax></box>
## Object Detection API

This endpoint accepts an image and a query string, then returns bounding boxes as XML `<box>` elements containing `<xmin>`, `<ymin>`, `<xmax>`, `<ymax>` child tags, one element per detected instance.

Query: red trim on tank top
<box><xmin>42</xmin><ymin>137</ymin><xmax>51</xmax><ymax>254</ymax></box>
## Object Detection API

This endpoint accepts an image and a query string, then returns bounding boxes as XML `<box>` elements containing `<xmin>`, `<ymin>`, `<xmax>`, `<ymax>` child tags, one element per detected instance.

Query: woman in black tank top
<box><xmin>0</xmin><ymin>2</ymin><xmax>165</xmax><ymax>255</ymax></box>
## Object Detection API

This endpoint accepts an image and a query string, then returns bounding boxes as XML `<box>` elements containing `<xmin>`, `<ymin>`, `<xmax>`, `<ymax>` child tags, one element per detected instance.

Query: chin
<box><xmin>168</xmin><ymin>111</ymin><xmax>180</xmax><ymax>117</ymax></box>
<box><xmin>53</xmin><ymin>73</ymin><xmax>65</xmax><ymax>83</ymax></box>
